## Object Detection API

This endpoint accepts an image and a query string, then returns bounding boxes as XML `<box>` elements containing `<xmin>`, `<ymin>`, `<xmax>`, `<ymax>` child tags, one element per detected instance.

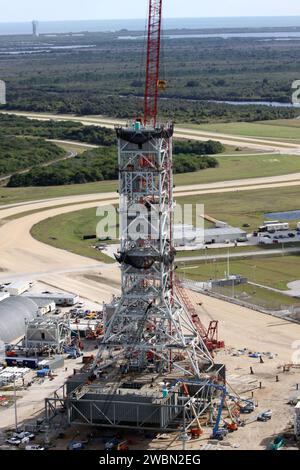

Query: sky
<box><xmin>0</xmin><ymin>0</ymin><xmax>300</xmax><ymax>22</ymax></box>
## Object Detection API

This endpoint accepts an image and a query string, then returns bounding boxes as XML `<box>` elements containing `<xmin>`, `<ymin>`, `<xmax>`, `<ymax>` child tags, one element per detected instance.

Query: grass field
<box><xmin>183</xmin><ymin>119</ymin><xmax>300</xmax><ymax>140</ymax></box>
<box><xmin>214</xmin><ymin>283</ymin><xmax>300</xmax><ymax>309</ymax></box>
<box><xmin>0</xmin><ymin>180</ymin><xmax>117</xmax><ymax>206</ymax></box>
<box><xmin>173</xmin><ymin>153</ymin><xmax>300</xmax><ymax>186</ymax></box>
<box><xmin>177</xmin><ymin>254</ymin><xmax>300</xmax><ymax>291</ymax></box>
<box><xmin>1</xmin><ymin>152</ymin><xmax>300</xmax><ymax>206</ymax></box>
<box><xmin>31</xmin><ymin>184</ymin><xmax>300</xmax><ymax>266</ymax></box>
<box><xmin>177</xmin><ymin>185</ymin><xmax>300</xmax><ymax>232</ymax></box>
<box><xmin>31</xmin><ymin>207</ymin><xmax>114</xmax><ymax>264</ymax></box>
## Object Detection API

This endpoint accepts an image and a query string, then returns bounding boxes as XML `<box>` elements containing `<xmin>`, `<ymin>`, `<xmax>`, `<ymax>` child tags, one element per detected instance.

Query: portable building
<box><xmin>6</xmin><ymin>280</ymin><xmax>30</xmax><ymax>296</ymax></box>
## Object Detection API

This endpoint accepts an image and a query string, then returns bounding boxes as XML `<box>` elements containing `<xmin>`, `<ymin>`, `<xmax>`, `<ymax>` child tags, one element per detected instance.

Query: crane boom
<box><xmin>144</xmin><ymin>0</ymin><xmax>163</xmax><ymax>126</ymax></box>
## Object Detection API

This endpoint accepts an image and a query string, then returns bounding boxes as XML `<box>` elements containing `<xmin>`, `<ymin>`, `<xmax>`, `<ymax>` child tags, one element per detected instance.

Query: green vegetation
<box><xmin>177</xmin><ymin>255</ymin><xmax>300</xmax><ymax>291</ymax></box>
<box><xmin>31</xmin><ymin>184</ymin><xmax>300</xmax><ymax>273</ymax></box>
<box><xmin>1</xmin><ymin>32</ymin><xmax>300</xmax><ymax>122</ymax></box>
<box><xmin>0</xmin><ymin>136</ymin><xmax>65</xmax><ymax>177</ymax></box>
<box><xmin>176</xmin><ymin>253</ymin><xmax>300</xmax><ymax>309</ymax></box>
<box><xmin>214</xmin><ymin>283</ymin><xmax>300</xmax><ymax>309</ymax></box>
<box><xmin>177</xmin><ymin>185</ymin><xmax>300</xmax><ymax>233</ymax></box>
<box><xmin>174</xmin><ymin>140</ymin><xmax>224</xmax><ymax>155</ymax></box>
<box><xmin>31</xmin><ymin>202</ymin><xmax>300</xmax><ymax>309</ymax></box>
<box><xmin>186</xmin><ymin>120</ymin><xmax>300</xmax><ymax>140</ymax></box>
<box><xmin>8</xmin><ymin>147</ymin><xmax>117</xmax><ymax>186</ymax></box>
<box><xmin>1</xmin><ymin>151</ymin><xmax>300</xmax><ymax>206</ymax></box>
<box><xmin>31</xmin><ymin>207</ymin><xmax>114</xmax><ymax>264</ymax></box>
<box><xmin>7</xmin><ymin>140</ymin><xmax>222</xmax><ymax>187</ymax></box>
<box><xmin>0</xmin><ymin>113</ymin><xmax>116</xmax><ymax>146</ymax></box>
<box><xmin>173</xmin><ymin>153</ymin><xmax>300</xmax><ymax>186</ymax></box>
<box><xmin>0</xmin><ymin>180</ymin><xmax>117</xmax><ymax>206</ymax></box>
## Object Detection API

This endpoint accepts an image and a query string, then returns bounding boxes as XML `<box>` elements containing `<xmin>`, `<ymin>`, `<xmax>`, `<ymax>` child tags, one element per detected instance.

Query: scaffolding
<box><xmin>24</xmin><ymin>317</ymin><xmax>71</xmax><ymax>354</ymax></box>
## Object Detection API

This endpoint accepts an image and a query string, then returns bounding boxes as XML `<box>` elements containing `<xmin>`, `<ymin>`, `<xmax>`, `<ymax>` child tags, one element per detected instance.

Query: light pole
<box><xmin>13</xmin><ymin>374</ymin><xmax>18</xmax><ymax>431</ymax></box>
<box><xmin>252</xmin><ymin>265</ymin><xmax>256</xmax><ymax>284</ymax></box>
<box><xmin>227</xmin><ymin>248</ymin><xmax>230</xmax><ymax>279</ymax></box>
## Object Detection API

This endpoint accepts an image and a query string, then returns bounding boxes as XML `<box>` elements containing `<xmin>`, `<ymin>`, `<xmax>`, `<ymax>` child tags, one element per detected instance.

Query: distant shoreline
<box><xmin>1</xmin><ymin>16</ymin><xmax>300</xmax><ymax>36</ymax></box>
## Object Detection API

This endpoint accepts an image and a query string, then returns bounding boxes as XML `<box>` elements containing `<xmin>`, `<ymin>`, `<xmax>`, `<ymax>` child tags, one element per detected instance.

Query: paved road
<box><xmin>178</xmin><ymin>246</ymin><xmax>300</xmax><ymax>263</ymax></box>
<box><xmin>2</xmin><ymin>111</ymin><xmax>300</xmax><ymax>154</ymax></box>
<box><xmin>2</xmin><ymin>168</ymin><xmax>300</xmax><ymax>212</ymax></box>
<box><xmin>48</xmin><ymin>139</ymin><xmax>97</xmax><ymax>149</ymax></box>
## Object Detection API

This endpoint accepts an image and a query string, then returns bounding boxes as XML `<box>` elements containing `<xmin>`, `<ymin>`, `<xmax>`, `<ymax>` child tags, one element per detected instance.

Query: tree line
<box><xmin>7</xmin><ymin>140</ymin><xmax>222</xmax><ymax>187</ymax></box>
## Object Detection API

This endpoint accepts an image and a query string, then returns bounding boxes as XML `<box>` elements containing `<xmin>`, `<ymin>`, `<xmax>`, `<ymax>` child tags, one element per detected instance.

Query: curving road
<box><xmin>1</xmin><ymin>169</ymin><xmax>300</xmax><ymax>296</ymax></box>
<box><xmin>2</xmin><ymin>111</ymin><xmax>300</xmax><ymax>154</ymax></box>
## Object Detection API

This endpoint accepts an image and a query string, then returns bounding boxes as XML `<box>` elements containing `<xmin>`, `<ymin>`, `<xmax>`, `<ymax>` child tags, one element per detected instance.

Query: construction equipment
<box><xmin>144</xmin><ymin>0</ymin><xmax>164</xmax><ymax>125</ymax></box>
<box><xmin>176</xmin><ymin>379</ymin><xmax>254</xmax><ymax>440</ymax></box>
<box><xmin>212</xmin><ymin>385</ymin><xmax>229</xmax><ymax>440</ymax></box>
<box><xmin>175</xmin><ymin>280</ymin><xmax>224</xmax><ymax>351</ymax></box>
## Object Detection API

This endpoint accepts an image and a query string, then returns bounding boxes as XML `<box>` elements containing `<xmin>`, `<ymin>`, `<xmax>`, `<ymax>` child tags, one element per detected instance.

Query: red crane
<box><xmin>144</xmin><ymin>0</ymin><xmax>165</xmax><ymax>126</ymax></box>
<box><xmin>175</xmin><ymin>279</ymin><xmax>225</xmax><ymax>352</ymax></box>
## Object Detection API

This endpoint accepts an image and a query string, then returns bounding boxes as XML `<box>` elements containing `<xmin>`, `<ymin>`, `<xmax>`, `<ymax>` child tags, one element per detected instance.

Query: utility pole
<box><xmin>13</xmin><ymin>375</ymin><xmax>18</xmax><ymax>431</ymax></box>
<box><xmin>227</xmin><ymin>248</ymin><xmax>230</xmax><ymax>279</ymax></box>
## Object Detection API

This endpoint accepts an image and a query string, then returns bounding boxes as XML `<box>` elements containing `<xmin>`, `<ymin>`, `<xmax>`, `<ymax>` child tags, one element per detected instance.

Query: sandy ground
<box><xmin>0</xmin><ymin>356</ymin><xmax>84</xmax><ymax>430</ymax></box>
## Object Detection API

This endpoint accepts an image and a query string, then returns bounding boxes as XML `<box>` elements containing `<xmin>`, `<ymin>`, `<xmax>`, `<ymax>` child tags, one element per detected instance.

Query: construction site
<box><xmin>0</xmin><ymin>1</ymin><xmax>300</xmax><ymax>453</ymax></box>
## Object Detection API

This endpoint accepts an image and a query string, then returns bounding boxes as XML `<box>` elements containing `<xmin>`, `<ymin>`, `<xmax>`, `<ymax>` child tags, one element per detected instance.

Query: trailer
<box><xmin>259</xmin><ymin>223</ymin><xmax>289</xmax><ymax>233</ymax></box>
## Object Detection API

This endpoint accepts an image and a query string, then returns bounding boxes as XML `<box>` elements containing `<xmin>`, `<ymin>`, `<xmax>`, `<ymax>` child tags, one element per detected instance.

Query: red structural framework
<box><xmin>144</xmin><ymin>0</ymin><xmax>163</xmax><ymax>125</ymax></box>
<box><xmin>175</xmin><ymin>279</ymin><xmax>225</xmax><ymax>352</ymax></box>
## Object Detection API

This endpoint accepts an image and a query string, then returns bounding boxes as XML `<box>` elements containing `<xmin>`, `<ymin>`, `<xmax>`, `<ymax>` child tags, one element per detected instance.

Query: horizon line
<box><xmin>1</xmin><ymin>15</ymin><xmax>300</xmax><ymax>24</ymax></box>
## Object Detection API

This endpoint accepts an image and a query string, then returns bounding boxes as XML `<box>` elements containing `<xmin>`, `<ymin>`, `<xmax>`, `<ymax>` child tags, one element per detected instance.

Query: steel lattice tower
<box><xmin>95</xmin><ymin>121</ymin><xmax>213</xmax><ymax>378</ymax></box>
<box><xmin>93</xmin><ymin>0</ymin><xmax>213</xmax><ymax>378</ymax></box>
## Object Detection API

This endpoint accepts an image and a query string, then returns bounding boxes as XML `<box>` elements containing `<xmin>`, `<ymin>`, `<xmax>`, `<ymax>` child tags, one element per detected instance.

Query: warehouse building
<box><xmin>24</xmin><ymin>292</ymin><xmax>79</xmax><ymax>306</ymax></box>
<box><xmin>0</xmin><ymin>297</ymin><xmax>38</xmax><ymax>343</ymax></box>
<box><xmin>174</xmin><ymin>224</ymin><xmax>247</xmax><ymax>247</ymax></box>
<box><xmin>204</xmin><ymin>227</ymin><xmax>247</xmax><ymax>244</ymax></box>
